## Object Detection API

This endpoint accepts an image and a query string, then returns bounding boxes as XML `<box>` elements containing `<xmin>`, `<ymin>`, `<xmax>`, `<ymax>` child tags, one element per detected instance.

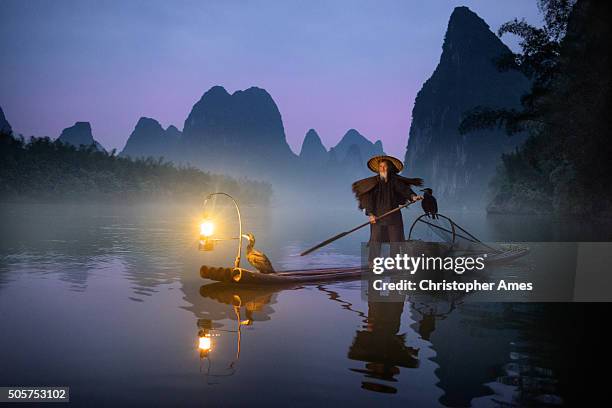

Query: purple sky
<box><xmin>1</xmin><ymin>0</ymin><xmax>540</xmax><ymax>158</ymax></box>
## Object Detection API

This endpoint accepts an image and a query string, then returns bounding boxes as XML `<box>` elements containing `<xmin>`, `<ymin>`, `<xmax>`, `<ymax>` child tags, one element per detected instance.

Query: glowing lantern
<box><xmin>199</xmin><ymin>216</ymin><xmax>215</xmax><ymax>251</ymax></box>
<box><xmin>200</xmin><ymin>219</ymin><xmax>214</xmax><ymax>237</ymax></box>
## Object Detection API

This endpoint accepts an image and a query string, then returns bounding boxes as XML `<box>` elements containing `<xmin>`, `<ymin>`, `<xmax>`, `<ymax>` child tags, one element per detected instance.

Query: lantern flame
<box><xmin>200</xmin><ymin>220</ymin><xmax>214</xmax><ymax>237</ymax></box>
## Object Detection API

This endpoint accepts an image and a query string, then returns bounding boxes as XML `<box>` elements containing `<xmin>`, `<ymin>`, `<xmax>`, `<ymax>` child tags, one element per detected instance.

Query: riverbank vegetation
<box><xmin>0</xmin><ymin>131</ymin><xmax>272</xmax><ymax>204</ymax></box>
<box><xmin>460</xmin><ymin>0</ymin><xmax>611</xmax><ymax>216</ymax></box>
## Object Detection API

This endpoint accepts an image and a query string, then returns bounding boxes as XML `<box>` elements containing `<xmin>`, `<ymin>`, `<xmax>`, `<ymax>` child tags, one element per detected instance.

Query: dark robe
<box><xmin>352</xmin><ymin>173</ymin><xmax>422</xmax><ymax>244</ymax></box>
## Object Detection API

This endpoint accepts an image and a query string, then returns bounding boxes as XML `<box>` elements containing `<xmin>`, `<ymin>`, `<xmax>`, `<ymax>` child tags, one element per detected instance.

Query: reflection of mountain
<box><xmin>0</xmin><ymin>205</ymin><xmax>117</xmax><ymax>292</ymax></box>
<box><xmin>404</xmin><ymin>6</ymin><xmax>530</xmax><ymax>208</ymax></box>
<box><xmin>412</xmin><ymin>301</ymin><xmax>567</xmax><ymax>407</ymax></box>
<box><xmin>334</xmin><ymin>286</ymin><xmax>567</xmax><ymax>405</ymax></box>
<box><xmin>187</xmin><ymin>281</ymin><xmax>524</xmax><ymax>400</ymax></box>
<box><xmin>0</xmin><ymin>204</ymin><xmax>188</xmax><ymax>296</ymax></box>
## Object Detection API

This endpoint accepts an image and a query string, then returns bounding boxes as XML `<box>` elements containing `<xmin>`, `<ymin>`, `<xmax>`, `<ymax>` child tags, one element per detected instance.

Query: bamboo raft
<box><xmin>197</xmin><ymin>204</ymin><xmax>531</xmax><ymax>285</ymax></box>
<box><xmin>200</xmin><ymin>242</ymin><xmax>529</xmax><ymax>285</ymax></box>
<box><xmin>200</xmin><ymin>265</ymin><xmax>366</xmax><ymax>285</ymax></box>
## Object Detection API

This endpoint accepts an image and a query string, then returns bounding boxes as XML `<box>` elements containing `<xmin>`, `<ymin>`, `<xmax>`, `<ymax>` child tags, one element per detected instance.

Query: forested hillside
<box><xmin>0</xmin><ymin>131</ymin><xmax>271</xmax><ymax>204</ymax></box>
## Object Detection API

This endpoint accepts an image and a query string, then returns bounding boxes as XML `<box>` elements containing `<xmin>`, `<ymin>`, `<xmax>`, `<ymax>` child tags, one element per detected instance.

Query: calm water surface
<box><xmin>0</xmin><ymin>202</ymin><xmax>604</xmax><ymax>406</ymax></box>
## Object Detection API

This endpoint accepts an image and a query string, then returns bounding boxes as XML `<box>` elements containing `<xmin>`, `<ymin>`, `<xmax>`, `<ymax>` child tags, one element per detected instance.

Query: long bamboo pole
<box><xmin>300</xmin><ymin>201</ymin><xmax>416</xmax><ymax>256</ymax></box>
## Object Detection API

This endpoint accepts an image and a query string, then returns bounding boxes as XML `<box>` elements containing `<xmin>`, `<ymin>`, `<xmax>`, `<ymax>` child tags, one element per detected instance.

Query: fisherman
<box><xmin>352</xmin><ymin>155</ymin><xmax>423</xmax><ymax>263</ymax></box>
<box><xmin>420</xmin><ymin>188</ymin><xmax>438</xmax><ymax>219</ymax></box>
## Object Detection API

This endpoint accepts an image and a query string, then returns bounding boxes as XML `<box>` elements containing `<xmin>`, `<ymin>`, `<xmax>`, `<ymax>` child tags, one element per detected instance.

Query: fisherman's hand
<box><xmin>369</xmin><ymin>215</ymin><xmax>376</xmax><ymax>224</ymax></box>
<box><xmin>410</xmin><ymin>195</ymin><xmax>424</xmax><ymax>202</ymax></box>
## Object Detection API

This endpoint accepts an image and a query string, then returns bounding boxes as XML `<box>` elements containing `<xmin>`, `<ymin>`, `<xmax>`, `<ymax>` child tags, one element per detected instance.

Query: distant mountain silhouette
<box><xmin>57</xmin><ymin>122</ymin><xmax>106</xmax><ymax>151</ymax></box>
<box><xmin>117</xmin><ymin>86</ymin><xmax>384</xmax><ymax>190</ymax></box>
<box><xmin>180</xmin><ymin>86</ymin><xmax>296</xmax><ymax>177</ymax></box>
<box><xmin>404</xmin><ymin>6</ymin><xmax>529</xmax><ymax>208</ymax></box>
<box><xmin>331</xmin><ymin>129</ymin><xmax>384</xmax><ymax>163</ymax></box>
<box><xmin>341</xmin><ymin>143</ymin><xmax>365</xmax><ymax>171</ymax></box>
<box><xmin>165</xmin><ymin>125</ymin><xmax>181</xmax><ymax>140</ymax></box>
<box><xmin>299</xmin><ymin>129</ymin><xmax>328</xmax><ymax>163</ymax></box>
<box><xmin>120</xmin><ymin>117</ymin><xmax>180</xmax><ymax>159</ymax></box>
<box><xmin>0</xmin><ymin>106</ymin><xmax>11</xmax><ymax>133</ymax></box>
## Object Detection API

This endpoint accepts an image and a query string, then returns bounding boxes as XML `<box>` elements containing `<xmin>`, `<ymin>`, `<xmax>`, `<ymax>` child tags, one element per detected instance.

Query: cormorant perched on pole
<box><xmin>420</xmin><ymin>188</ymin><xmax>438</xmax><ymax>219</ymax></box>
<box><xmin>244</xmin><ymin>233</ymin><xmax>275</xmax><ymax>274</ymax></box>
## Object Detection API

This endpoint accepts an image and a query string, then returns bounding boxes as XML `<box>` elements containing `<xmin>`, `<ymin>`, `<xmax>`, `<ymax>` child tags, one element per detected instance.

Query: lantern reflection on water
<box><xmin>197</xmin><ymin>330</ymin><xmax>212</xmax><ymax>358</ymax></box>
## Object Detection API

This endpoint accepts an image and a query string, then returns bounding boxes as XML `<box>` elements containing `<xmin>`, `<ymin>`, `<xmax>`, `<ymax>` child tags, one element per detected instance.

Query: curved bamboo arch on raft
<box><xmin>202</xmin><ymin>192</ymin><xmax>251</xmax><ymax>282</ymax></box>
<box><xmin>408</xmin><ymin>214</ymin><xmax>500</xmax><ymax>253</ymax></box>
<box><xmin>408</xmin><ymin>214</ymin><xmax>457</xmax><ymax>244</ymax></box>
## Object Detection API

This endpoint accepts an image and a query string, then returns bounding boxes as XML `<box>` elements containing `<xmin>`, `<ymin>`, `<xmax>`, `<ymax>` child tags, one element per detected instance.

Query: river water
<box><xmin>0</xmin><ymin>202</ymin><xmax>607</xmax><ymax>406</ymax></box>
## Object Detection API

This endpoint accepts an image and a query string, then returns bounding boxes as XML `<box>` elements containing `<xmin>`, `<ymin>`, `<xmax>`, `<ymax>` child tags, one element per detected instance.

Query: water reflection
<box><xmin>316</xmin><ymin>285</ymin><xmax>420</xmax><ymax>393</ymax></box>
<box><xmin>411</xmin><ymin>296</ymin><xmax>457</xmax><ymax>342</ymax></box>
<box><xmin>345</xmin><ymin>290</ymin><xmax>463</xmax><ymax>396</ymax></box>
<box><xmin>0</xmin><ymin>203</ymin><xmax>197</xmax><ymax>296</ymax></box>
<box><xmin>0</xmin><ymin>203</ymin><xmax>587</xmax><ymax>406</ymax></box>
<box><xmin>189</xmin><ymin>283</ymin><xmax>284</xmax><ymax>383</ymax></box>
<box><xmin>186</xmin><ymin>281</ymin><xmax>568</xmax><ymax>406</ymax></box>
<box><xmin>348</xmin><ymin>300</ymin><xmax>419</xmax><ymax>394</ymax></box>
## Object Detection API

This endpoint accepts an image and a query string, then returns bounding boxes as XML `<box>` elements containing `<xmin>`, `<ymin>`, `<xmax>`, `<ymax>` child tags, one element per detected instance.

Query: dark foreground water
<box><xmin>0</xmin><ymin>202</ymin><xmax>607</xmax><ymax>407</ymax></box>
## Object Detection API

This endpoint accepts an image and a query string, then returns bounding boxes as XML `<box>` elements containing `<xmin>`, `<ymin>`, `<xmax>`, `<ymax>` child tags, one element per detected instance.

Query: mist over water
<box><xmin>0</xmin><ymin>201</ymin><xmax>605</xmax><ymax>406</ymax></box>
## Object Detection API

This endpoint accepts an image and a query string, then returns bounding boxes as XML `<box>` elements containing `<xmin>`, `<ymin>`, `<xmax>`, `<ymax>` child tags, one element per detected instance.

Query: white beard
<box><xmin>379</xmin><ymin>171</ymin><xmax>387</xmax><ymax>181</ymax></box>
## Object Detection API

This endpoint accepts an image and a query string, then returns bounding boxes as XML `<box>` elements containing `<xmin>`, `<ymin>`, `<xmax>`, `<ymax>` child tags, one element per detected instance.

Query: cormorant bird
<box><xmin>244</xmin><ymin>233</ymin><xmax>275</xmax><ymax>274</ymax></box>
<box><xmin>420</xmin><ymin>188</ymin><xmax>438</xmax><ymax>219</ymax></box>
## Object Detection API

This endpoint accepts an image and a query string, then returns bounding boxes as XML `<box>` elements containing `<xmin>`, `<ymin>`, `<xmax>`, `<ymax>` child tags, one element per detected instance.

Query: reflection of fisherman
<box><xmin>348</xmin><ymin>300</ymin><xmax>419</xmax><ymax>393</ymax></box>
<box><xmin>352</xmin><ymin>155</ymin><xmax>423</xmax><ymax>262</ymax></box>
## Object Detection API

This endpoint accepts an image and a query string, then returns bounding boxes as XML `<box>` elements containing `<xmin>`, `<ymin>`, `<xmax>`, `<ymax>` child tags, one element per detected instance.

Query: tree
<box><xmin>0</xmin><ymin>131</ymin><xmax>272</xmax><ymax>204</ymax></box>
<box><xmin>459</xmin><ymin>0</ymin><xmax>612</xmax><ymax>215</ymax></box>
<box><xmin>459</xmin><ymin>0</ymin><xmax>575</xmax><ymax>136</ymax></box>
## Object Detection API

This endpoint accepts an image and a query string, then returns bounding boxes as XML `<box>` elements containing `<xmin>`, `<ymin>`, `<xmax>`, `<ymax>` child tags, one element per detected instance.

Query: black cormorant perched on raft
<box><xmin>420</xmin><ymin>188</ymin><xmax>438</xmax><ymax>219</ymax></box>
<box><xmin>244</xmin><ymin>233</ymin><xmax>275</xmax><ymax>274</ymax></box>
